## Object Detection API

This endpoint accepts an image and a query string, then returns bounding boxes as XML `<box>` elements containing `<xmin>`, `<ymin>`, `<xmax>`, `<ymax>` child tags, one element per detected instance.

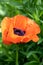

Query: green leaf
<box><xmin>0</xmin><ymin>37</ymin><xmax>2</xmax><ymax>43</ymax></box>
<box><xmin>37</xmin><ymin>0</ymin><xmax>41</xmax><ymax>5</ymax></box>
<box><xmin>32</xmin><ymin>54</ymin><xmax>39</xmax><ymax>61</ymax></box>
<box><xmin>37</xmin><ymin>38</ymin><xmax>43</xmax><ymax>44</ymax></box>
<box><xmin>27</xmin><ymin>51</ymin><xmax>41</xmax><ymax>58</ymax></box>
<box><xmin>40</xmin><ymin>62</ymin><xmax>43</xmax><ymax>65</ymax></box>
<box><xmin>24</xmin><ymin>61</ymin><xmax>39</xmax><ymax>65</ymax></box>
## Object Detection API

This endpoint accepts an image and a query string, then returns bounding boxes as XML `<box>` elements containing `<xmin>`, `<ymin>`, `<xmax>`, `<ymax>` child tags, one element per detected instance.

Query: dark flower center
<box><xmin>13</xmin><ymin>28</ymin><xmax>25</xmax><ymax>36</ymax></box>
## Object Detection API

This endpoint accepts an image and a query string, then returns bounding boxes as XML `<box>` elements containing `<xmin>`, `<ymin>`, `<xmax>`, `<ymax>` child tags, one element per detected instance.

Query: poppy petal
<box><xmin>13</xmin><ymin>15</ymin><xmax>27</xmax><ymax>30</ymax></box>
<box><xmin>1</xmin><ymin>17</ymin><xmax>11</xmax><ymax>44</ymax></box>
<box><xmin>7</xmin><ymin>23</ymin><xmax>22</xmax><ymax>43</ymax></box>
<box><xmin>1</xmin><ymin>15</ymin><xmax>40</xmax><ymax>44</ymax></box>
<box><xmin>27</xmin><ymin>18</ymin><xmax>40</xmax><ymax>34</ymax></box>
<box><xmin>32</xmin><ymin>35</ymin><xmax>39</xmax><ymax>42</ymax></box>
<box><xmin>22</xmin><ymin>36</ymin><xmax>31</xmax><ymax>43</ymax></box>
<box><xmin>21</xmin><ymin>34</ymin><xmax>32</xmax><ymax>43</ymax></box>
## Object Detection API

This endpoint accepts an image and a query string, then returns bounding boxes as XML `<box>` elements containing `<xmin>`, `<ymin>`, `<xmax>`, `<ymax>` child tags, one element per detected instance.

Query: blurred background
<box><xmin>0</xmin><ymin>0</ymin><xmax>43</xmax><ymax>65</ymax></box>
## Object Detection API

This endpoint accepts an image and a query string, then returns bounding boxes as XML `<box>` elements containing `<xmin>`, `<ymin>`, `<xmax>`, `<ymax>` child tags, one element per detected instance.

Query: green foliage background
<box><xmin>0</xmin><ymin>0</ymin><xmax>43</xmax><ymax>65</ymax></box>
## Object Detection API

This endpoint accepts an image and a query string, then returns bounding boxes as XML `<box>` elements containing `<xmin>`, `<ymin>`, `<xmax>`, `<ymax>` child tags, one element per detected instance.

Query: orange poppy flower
<box><xmin>1</xmin><ymin>15</ymin><xmax>40</xmax><ymax>44</ymax></box>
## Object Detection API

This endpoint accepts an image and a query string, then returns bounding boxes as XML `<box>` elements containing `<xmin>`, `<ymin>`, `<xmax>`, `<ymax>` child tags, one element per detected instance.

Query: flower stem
<box><xmin>16</xmin><ymin>44</ymin><xmax>18</xmax><ymax>65</ymax></box>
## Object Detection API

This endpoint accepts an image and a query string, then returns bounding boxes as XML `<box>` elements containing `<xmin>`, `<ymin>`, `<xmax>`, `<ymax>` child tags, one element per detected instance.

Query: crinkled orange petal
<box><xmin>13</xmin><ymin>15</ymin><xmax>28</xmax><ymax>31</ymax></box>
<box><xmin>26</xmin><ymin>18</ymin><xmax>40</xmax><ymax>35</ymax></box>
<box><xmin>1</xmin><ymin>15</ymin><xmax>40</xmax><ymax>44</ymax></box>
<box><xmin>1</xmin><ymin>17</ymin><xmax>11</xmax><ymax>44</ymax></box>
<box><xmin>25</xmin><ymin>24</ymin><xmax>35</xmax><ymax>35</ymax></box>
<box><xmin>7</xmin><ymin>23</ymin><xmax>22</xmax><ymax>43</ymax></box>
<box><xmin>33</xmin><ymin>22</ymin><xmax>40</xmax><ymax>34</ymax></box>
<box><xmin>1</xmin><ymin>17</ymin><xmax>11</xmax><ymax>33</ymax></box>
<box><xmin>32</xmin><ymin>35</ymin><xmax>39</xmax><ymax>42</ymax></box>
<box><xmin>22</xmin><ymin>36</ymin><xmax>31</xmax><ymax>43</ymax></box>
<box><xmin>3</xmin><ymin>29</ymin><xmax>11</xmax><ymax>44</ymax></box>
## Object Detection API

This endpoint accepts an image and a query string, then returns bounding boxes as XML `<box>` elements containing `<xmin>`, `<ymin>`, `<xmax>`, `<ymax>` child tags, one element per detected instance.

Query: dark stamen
<box><xmin>13</xmin><ymin>28</ymin><xmax>25</xmax><ymax>36</ymax></box>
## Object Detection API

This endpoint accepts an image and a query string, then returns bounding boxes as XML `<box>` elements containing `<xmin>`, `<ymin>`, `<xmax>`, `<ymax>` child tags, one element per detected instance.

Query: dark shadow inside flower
<box><xmin>13</xmin><ymin>28</ymin><xmax>25</xmax><ymax>36</ymax></box>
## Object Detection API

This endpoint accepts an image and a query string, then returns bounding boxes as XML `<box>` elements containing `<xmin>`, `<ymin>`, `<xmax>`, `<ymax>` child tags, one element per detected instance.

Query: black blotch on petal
<box><xmin>13</xmin><ymin>28</ymin><xmax>25</xmax><ymax>36</ymax></box>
